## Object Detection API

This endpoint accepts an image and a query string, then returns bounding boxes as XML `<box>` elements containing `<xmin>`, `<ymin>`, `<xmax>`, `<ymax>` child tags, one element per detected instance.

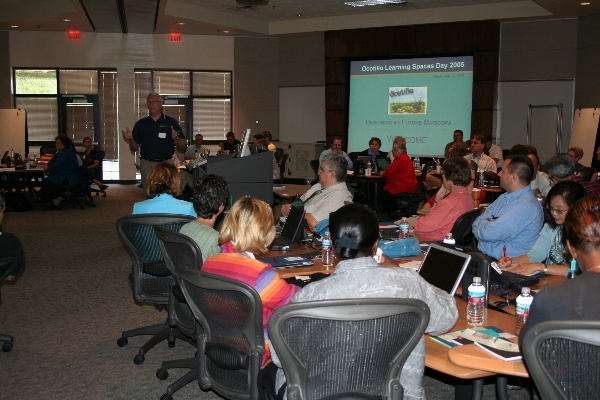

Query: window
<box><xmin>134</xmin><ymin>69</ymin><xmax>232</xmax><ymax>142</ymax></box>
<box><xmin>13</xmin><ymin>68</ymin><xmax>118</xmax><ymax>161</ymax></box>
<box><xmin>15</xmin><ymin>69</ymin><xmax>57</xmax><ymax>95</ymax></box>
<box><xmin>15</xmin><ymin>97</ymin><xmax>58</xmax><ymax>140</ymax></box>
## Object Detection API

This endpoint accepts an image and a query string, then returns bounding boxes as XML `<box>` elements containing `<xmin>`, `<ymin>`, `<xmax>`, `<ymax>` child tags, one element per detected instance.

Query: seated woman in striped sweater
<box><xmin>201</xmin><ymin>196</ymin><xmax>300</xmax><ymax>366</ymax></box>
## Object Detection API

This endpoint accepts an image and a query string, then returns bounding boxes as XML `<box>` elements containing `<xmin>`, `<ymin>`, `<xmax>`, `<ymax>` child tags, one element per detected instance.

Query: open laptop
<box><xmin>357</xmin><ymin>155</ymin><xmax>372</xmax><ymax>165</ymax></box>
<box><xmin>269</xmin><ymin>206</ymin><xmax>305</xmax><ymax>251</ymax></box>
<box><xmin>418</xmin><ymin>244</ymin><xmax>471</xmax><ymax>295</ymax></box>
<box><xmin>377</xmin><ymin>158</ymin><xmax>390</xmax><ymax>170</ymax></box>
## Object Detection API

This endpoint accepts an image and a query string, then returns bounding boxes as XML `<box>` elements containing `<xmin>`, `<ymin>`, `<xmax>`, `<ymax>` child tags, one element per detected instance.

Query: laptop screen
<box><xmin>357</xmin><ymin>156</ymin><xmax>372</xmax><ymax>165</ymax></box>
<box><xmin>418</xmin><ymin>244</ymin><xmax>471</xmax><ymax>295</ymax></box>
<box><xmin>281</xmin><ymin>206</ymin><xmax>305</xmax><ymax>243</ymax></box>
<box><xmin>377</xmin><ymin>158</ymin><xmax>389</xmax><ymax>170</ymax></box>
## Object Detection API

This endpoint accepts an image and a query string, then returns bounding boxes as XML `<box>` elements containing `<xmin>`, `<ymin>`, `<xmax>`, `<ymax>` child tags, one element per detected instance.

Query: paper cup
<box><xmin>472</xmin><ymin>188</ymin><xmax>482</xmax><ymax>208</ymax></box>
<box><xmin>436</xmin><ymin>165</ymin><xmax>442</xmax><ymax>173</ymax></box>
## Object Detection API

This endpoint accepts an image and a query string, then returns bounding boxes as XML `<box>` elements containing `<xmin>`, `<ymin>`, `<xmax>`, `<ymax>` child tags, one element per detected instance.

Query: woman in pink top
<box><xmin>414</xmin><ymin>157</ymin><xmax>474</xmax><ymax>240</ymax></box>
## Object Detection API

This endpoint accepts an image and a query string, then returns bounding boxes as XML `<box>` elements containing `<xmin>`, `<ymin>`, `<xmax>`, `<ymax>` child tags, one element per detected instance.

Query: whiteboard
<box><xmin>0</xmin><ymin>109</ymin><xmax>27</xmax><ymax>157</ymax></box>
<box><xmin>571</xmin><ymin>108</ymin><xmax>600</xmax><ymax>167</ymax></box>
<box><xmin>530</xmin><ymin>106</ymin><xmax>563</xmax><ymax>166</ymax></box>
<box><xmin>497</xmin><ymin>81</ymin><xmax>574</xmax><ymax>164</ymax></box>
<box><xmin>279</xmin><ymin>86</ymin><xmax>325</xmax><ymax>143</ymax></box>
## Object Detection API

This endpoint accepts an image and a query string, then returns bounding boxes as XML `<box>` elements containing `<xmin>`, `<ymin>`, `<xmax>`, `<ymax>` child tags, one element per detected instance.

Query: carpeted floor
<box><xmin>0</xmin><ymin>184</ymin><xmax>533</xmax><ymax>399</ymax></box>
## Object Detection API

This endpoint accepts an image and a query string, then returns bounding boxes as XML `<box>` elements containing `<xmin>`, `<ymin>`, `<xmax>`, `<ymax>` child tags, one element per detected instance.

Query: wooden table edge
<box><xmin>447</xmin><ymin>344</ymin><xmax>530</xmax><ymax>378</ymax></box>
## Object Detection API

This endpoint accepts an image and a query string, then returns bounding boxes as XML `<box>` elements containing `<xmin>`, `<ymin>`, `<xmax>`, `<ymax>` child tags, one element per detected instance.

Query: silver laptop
<box><xmin>418</xmin><ymin>244</ymin><xmax>471</xmax><ymax>295</ymax></box>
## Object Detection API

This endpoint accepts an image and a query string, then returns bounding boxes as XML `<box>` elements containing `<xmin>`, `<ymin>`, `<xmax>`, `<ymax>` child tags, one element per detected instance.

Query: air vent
<box><xmin>384</xmin><ymin>1</ymin><xmax>415</xmax><ymax>7</ymax></box>
<box><xmin>236</xmin><ymin>0</ymin><xmax>268</xmax><ymax>5</ymax></box>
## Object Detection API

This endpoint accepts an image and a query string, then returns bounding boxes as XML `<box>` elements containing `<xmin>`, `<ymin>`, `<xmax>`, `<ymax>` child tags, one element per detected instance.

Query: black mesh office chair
<box><xmin>268</xmin><ymin>298</ymin><xmax>430</xmax><ymax>400</ymax></box>
<box><xmin>279</xmin><ymin>153</ymin><xmax>289</xmax><ymax>181</ymax></box>
<box><xmin>274</xmin><ymin>148</ymin><xmax>284</xmax><ymax>165</ymax></box>
<box><xmin>310</xmin><ymin>159</ymin><xmax>320</xmax><ymax>183</ymax></box>
<box><xmin>154</xmin><ymin>226</ymin><xmax>203</xmax><ymax>400</ymax></box>
<box><xmin>522</xmin><ymin>320</ymin><xmax>600</xmax><ymax>400</ymax></box>
<box><xmin>0</xmin><ymin>257</ymin><xmax>18</xmax><ymax>352</ymax></box>
<box><xmin>116</xmin><ymin>214</ymin><xmax>195</xmax><ymax>365</ymax></box>
<box><xmin>89</xmin><ymin>150</ymin><xmax>107</xmax><ymax>197</ymax></box>
<box><xmin>176</xmin><ymin>269</ymin><xmax>264</xmax><ymax>400</ymax></box>
<box><xmin>59</xmin><ymin>165</ymin><xmax>87</xmax><ymax>210</ymax></box>
<box><xmin>450</xmin><ymin>208</ymin><xmax>482</xmax><ymax>247</ymax></box>
<box><xmin>390</xmin><ymin>192</ymin><xmax>421</xmax><ymax>218</ymax></box>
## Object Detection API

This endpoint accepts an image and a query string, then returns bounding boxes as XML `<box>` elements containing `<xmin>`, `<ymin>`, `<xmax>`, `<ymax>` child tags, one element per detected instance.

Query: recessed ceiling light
<box><xmin>178</xmin><ymin>22</ymin><xmax>185</xmax><ymax>25</ymax></box>
<box><xmin>223</xmin><ymin>30</ymin><xmax>230</xmax><ymax>33</ymax></box>
<box><xmin>11</xmin><ymin>25</ymin><xmax>18</xmax><ymax>28</ymax></box>
<box><xmin>63</xmin><ymin>19</ymin><xmax>70</xmax><ymax>22</ymax></box>
<box><xmin>581</xmin><ymin>2</ymin><xmax>590</xmax><ymax>4</ymax></box>
<box><xmin>345</xmin><ymin>0</ymin><xmax>405</xmax><ymax>6</ymax></box>
<box><xmin>296</xmin><ymin>14</ymin><xmax>302</xmax><ymax>16</ymax></box>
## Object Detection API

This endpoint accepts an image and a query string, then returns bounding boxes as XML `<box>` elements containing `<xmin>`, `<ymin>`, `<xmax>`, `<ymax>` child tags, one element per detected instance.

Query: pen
<box><xmin>273</xmin><ymin>257</ymin><xmax>278</xmax><ymax>263</ymax></box>
<box><xmin>503</xmin><ymin>245</ymin><xmax>507</xmax><ymax>263</ymax></box>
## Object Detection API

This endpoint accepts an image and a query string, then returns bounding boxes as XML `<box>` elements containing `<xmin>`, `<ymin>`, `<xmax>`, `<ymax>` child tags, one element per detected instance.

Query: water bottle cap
<box><xmin>521</xmin><ymin>287</ymin><xmax>530</xmax><ymax>295</ymax></box>
<box><xmin>473</xmin><ymin>277</ymin><xmax>481</xmax><ymax>283</ymax></box>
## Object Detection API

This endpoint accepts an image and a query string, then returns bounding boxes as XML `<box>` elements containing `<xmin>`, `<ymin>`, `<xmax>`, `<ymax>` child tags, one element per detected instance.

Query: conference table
<box><xmin>266</xmin><ymin>239</ymin><xmax>563</xmax><ymax>400</ymax></box>
<box><xmin>0</xmin><ymin>166</ymin><xmax>45</xmax><ymax>196</ymax></box>
<box><xmin>347</xmin><ymin>173</ymin><xmax>385</xmax><ymax>210</ymax></box>
<box><xmin>273</xmin><ymin>184</ymin><xmax>311</xmax><ymax>201</ymax></box>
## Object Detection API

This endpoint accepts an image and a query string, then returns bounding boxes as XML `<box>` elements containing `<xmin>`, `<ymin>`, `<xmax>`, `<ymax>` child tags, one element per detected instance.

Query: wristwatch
<box><xmin>542</xmin><ymin>263</ymin><xmax>548</xmax><ymax>273</ymax></box>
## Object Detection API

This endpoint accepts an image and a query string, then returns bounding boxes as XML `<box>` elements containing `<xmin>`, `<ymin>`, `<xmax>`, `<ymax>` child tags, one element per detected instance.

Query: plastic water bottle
<box><xmin>515</xmin><ymin>287</ymin><xmax>533</xmax><ymax>335</ymax></box>
<box><xmin>399</xmin><ymin>218</ymin><xmax>410</xmax><ymax>239</ymax></box>
<box><xmin>567</xmin><ymin>259</ymin><xmax>577</xmax><ymax>279</ymax></box>
<box><xmin>467</xmin><ymin>277</ymin><xmax>485</xmax><ymax>326</ymax></box>
<box><xmin>478</xmin><ymin>170</ymin><xmax>485</xmax><ymax>187</ymax></box>
<box><xmin>322</xmin><ymin>231</ymin><xmax>334</xmax><ymax>267</ymax></box>
<box><xmin>536</xmin><ymin>194</ymin><xmax>543</xmax><ymax>208</ymax></box>
<box><xmin>443</xmin><ymin>232</ymin><xmax>455</xmax><ymax>245</ymax></box>
<box><xmin>365</xmin><ymin>161</ymin><xmax>372</xmax><ymax>176</ymax></box>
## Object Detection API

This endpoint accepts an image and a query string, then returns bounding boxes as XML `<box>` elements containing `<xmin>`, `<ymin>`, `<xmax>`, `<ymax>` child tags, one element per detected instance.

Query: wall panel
<box><xmin>324</xmin><ymin>20</ymin><xmax>500</xmax><ymax>145</ymax></box>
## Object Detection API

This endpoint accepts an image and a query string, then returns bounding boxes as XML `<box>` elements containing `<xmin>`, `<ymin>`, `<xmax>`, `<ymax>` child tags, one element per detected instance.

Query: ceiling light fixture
<box><xmin>296</xmin><ymin>14</ymin><xmax>302</xmax><ymax>16</ymax></box>
<box><xmin>345</xmin><ymin>0</ymin><xmax>405</xmax><ymax>6</ymax></box>
<box><xmin>11</xmin><ymin>25</ymin><xmax>18</xmax><ymax>28</ymax></box>
<box><xmin>222</xmin><ymin>30</ymin><xmax>230</xmax><ymax>33</ymax></box>
<box><xmin>178</xmin><ymin>22</ymin><xmax>185</xmax><ymax>25</ymax></box>
<box><xmin>581</xmin><ymin>2</ymin><xmax>590</xmax><ymax>4</ymax></box>
<box><xmin>63</xmin><ymin>19</ymin><xmax>70</xmax><ymax>22</ymax></box>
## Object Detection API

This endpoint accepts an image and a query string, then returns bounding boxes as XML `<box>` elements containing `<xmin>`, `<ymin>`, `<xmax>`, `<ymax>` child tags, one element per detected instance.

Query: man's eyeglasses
<box><xmin>147</xmin><ymin>100</ymin><xmax>162</xmax><ymax>104</ymax></box>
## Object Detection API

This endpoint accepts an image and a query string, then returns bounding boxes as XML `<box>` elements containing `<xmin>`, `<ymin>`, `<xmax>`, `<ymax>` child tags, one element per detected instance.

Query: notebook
<box><xmin>418</xmin><ymin>244</ymin><xmax>471</xmax><ymax>295</ymax></box>
<box><xmin>269</xmin><ymin>206</ymin><xmax>305</xmax><ymax>251</ymax></box>
<box><xmin>257</xmin><ymin>254</ymin><xmax>313</xmax><ymax>269</ymax></box>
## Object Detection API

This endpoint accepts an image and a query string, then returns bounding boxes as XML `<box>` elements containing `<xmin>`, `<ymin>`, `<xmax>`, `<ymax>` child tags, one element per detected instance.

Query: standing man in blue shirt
<box><xmin>122</xmin><ymin>93</ymin><xmax>184</xmax><ymax>194</ymax></box>
<box><xmin>472</xmin><ymin>155</ymin><xmax>543</xmax><ymax>259</ymax></box>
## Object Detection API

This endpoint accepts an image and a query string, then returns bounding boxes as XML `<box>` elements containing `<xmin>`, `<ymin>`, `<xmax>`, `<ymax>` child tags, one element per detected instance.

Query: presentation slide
<box><xmin>348</xmin><ymin>56</ymin><xmax>473</xmax><ymax>157</ymax></box>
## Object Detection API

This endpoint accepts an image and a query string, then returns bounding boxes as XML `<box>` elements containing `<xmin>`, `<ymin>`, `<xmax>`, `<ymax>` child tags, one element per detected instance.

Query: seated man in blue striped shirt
<box><xmin>472</xmin><ymin>155</ymin><xmax>543</xmax><ymax>260</ymax></box>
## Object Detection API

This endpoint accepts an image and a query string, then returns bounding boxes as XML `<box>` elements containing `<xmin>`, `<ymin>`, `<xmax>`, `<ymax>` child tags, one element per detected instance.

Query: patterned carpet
<box><xmin>0</xmin><ymin>184</ymin><xmax>532</xmax><ymax>399</ymax></box>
